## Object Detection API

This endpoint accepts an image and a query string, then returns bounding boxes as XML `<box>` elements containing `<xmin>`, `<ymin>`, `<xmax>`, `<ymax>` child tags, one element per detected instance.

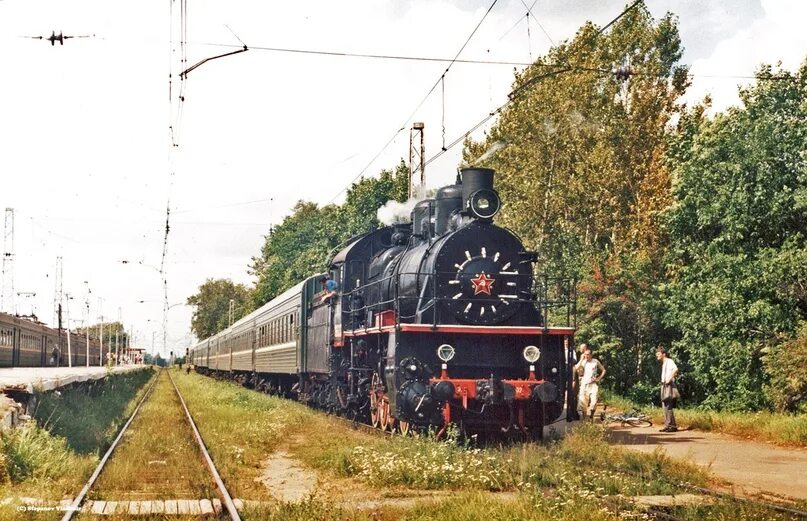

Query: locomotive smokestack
<box><xmin>460</xmin><ymin>168</ymin><xmax>500</xmax><ymax>220</ymax></box>
<box><xmin>461</xmin><ymin>168</ymin><xmax>495</xmax><ymax>201</ymax></box>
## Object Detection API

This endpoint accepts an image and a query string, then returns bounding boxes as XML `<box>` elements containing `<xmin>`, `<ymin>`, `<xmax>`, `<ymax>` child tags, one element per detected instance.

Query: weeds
<box><xmin>176</xmin><ymin>369</ymin><xmax>800</xmax><ymax>521</ymax></box>
<box><xmin>0</xmin><ymin>368</ymin><xmax>153</xmax><ymax>509</ymax></box>
<box><xmin>0</xmin><ymin>422</ymin><xmax>81</xmax><ymax>483</ymax></box>
<box><xmin>91</xmin><ymin>370</ymin><xmax>214</xmax><ymax>500</ymax></box>
<box><xmin>602</xmin><ymin>392</ymin><xmax>807</xmax><ymax>447</ymax></box>
<box><xmin>33</xmin><ymin>368</ymin><xmax>155</xmax><ymax>454</ymax></box>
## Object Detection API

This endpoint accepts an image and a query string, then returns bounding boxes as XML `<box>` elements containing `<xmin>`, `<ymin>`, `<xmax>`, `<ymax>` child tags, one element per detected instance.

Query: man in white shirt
<box><xmin>574</xmin><ymin>346</ymin><xmax>606</xmax><ymax>419</ymax></box>
<box><xmin>656</xmin><ymin>345</ymin><xmax>679</xmax><ymax>432</ymax></box>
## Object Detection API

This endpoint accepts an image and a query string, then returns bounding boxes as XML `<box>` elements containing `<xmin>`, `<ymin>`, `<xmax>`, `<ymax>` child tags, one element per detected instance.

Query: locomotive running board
<box><xmin>343</xmin><ymin>324</ymin><xmax>575</xmax><ymax>336</ymax></box>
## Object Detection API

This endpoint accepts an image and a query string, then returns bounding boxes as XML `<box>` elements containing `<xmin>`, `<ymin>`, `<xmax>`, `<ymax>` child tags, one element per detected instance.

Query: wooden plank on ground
<box><xmin>103</xmin><ymin>501</ymin><xmax>118</xmax><ymax>514</ymax></box>
<box><xmin>200</xmin><ymin>499</ymin><xmax>214</xmax><ymax>515</ymax></box>
<box><xmin>91</xmin><ymin>501</ymin><xmax>106</xmax><ymax>515</ymax></box>
<box><xmin>165</xmin><ymin>499</ymin><xmax>177</xmax><ymax>514</ymax></box>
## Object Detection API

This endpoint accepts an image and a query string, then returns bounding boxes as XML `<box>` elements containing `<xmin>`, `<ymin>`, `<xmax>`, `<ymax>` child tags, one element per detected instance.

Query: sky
<box><xmin>0</xmin><ymin>0</ymin><xmax>804</xmax><ymax>357</ymax></box>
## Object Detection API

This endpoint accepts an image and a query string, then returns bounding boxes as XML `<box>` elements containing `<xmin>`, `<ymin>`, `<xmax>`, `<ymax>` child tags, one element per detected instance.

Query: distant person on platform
<box><xmin>51</xmin><ymin>346</ymin><xmax>59</xmax><ymax>367</ymax></box>
<box><xmin>657</xmin><ymin>345</ymin><xmax>680</xmax><ymax>432</ymax></box>
<box><xmin>574</xmin><ymin>345</ymin><xmax>606</xmax><ymax>420</ymax></box>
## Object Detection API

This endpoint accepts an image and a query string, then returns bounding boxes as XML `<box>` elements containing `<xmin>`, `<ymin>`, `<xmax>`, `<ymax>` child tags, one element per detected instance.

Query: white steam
<box><xmin>473</xmin><ymin>140</ymin><xmax>507</xmax><ymax>164</ymax></box>
<box><xmin>377</xmin><ymin>185</ymin><xmax>435</xmax><ymax>225</ymax></box>
<box><xmin>462</xmin><ymin>140</ymin><xmax>508</xmax><ymax>168</ymax></box>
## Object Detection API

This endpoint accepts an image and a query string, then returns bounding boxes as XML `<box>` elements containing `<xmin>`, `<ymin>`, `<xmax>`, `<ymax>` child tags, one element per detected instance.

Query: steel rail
<box><xmin>167</xmin><ymin>370</ymin><xmax>241</xmax><ymax>521</ymax></box>
<box><xmin>60</xmin><ymin>371</ymin><xmax>159</xmax><ymax>521</ymax></box>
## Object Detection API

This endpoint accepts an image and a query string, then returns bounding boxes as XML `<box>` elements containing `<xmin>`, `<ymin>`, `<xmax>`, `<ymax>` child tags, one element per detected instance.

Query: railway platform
<box><xmin>0</xmin><ymin>365</ymin><xmax>148</xmax><ymax>394</ymax></box>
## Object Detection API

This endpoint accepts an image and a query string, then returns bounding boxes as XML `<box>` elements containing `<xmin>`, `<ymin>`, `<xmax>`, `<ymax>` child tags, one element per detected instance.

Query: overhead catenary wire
<box><xmin>327</xmin><ymin>0</ymin><xmax>501</xmax><ymax>203</ymax></box>
<box><xmin>187</xmin><ymin>41</ymin><xmax>798</xmax><ymax>82</ymax></box>
<box><xmin>426</xmin><ymin>1</ymin><xmax>645</xmax><ymax>169</ymax></box>
<box><xmin>194</xmin><ymin>41</ymin><xmax>535</xmax><ymax>66</ymax></box>
<box><xmin>520</xmin><ymin>0</ymin><xmax>554</xmax><ymax>46</ymax></box>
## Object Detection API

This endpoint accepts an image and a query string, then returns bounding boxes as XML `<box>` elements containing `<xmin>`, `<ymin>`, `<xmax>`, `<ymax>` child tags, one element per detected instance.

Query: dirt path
<box><xmin>606</xmin><ymin>424</ymin><xmax>807</xmax><ymax>500</ymax></box>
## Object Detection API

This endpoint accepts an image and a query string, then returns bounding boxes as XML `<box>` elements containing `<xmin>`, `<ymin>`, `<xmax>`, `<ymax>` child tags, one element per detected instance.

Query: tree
<box><xmin>186</xmin><ymin>278</ymin><xmax>252</xmax><ymax>339</ymax></box>
<box><xmin>464</xmin><ymin>5</ymin><xmax>688</xmax><ymax>396</ymax></box>
<box><xmin>73</xmin><ymin>321</ymin><xmax>129</xmax><ymax>348</ymax></box>
<box><xmin>662</xmin><ymin>60</ymin><xmax>807</xmax><ymax>410</ymax></box>
<box><xmin>250</xmin><ymin>162</ymin><xmax>409</xmax><ymax>306</ymax></box>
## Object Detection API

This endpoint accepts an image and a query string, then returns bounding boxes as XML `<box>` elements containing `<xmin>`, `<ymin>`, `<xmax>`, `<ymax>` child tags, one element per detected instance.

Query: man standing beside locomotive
<box><xmin>574</xmin><ymin>345</ymin><xmax>606</xmax><ymax>420</ymax></box>
<box><xmin>657</xmin><ymin>345</ymin><xmax>679</xmax><ymax>432</ymax></box>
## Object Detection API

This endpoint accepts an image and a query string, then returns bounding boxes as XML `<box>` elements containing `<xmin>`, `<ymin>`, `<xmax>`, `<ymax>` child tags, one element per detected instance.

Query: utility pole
<box><xmin>57</xmin><ymin>302</ymin><xmax>63</xmax><ymax>367</ymax></box>
<box><xmin>1</xmin><ymin>208</ymin><xmax>15</xmax><ymax>315</ymax></box>
<box><xmin>53</xmin><ymin>256</ymin><xmax>63</xmax><ymax>328</ymax></box>
<box><xmin>98</xmin><ymin>297</ymin><xmax>105</xmax><ymax>366</ymax></box>
<box><xmin>409</xmin><ymin>122</ymin><xmax>425</xmax><ymax>198</ymax></box>
<box><xmin>65</xmin><ymin>294</ymin><xmax>72</xmax><ymax>367</ymax></box>
<box><xmin>115</xmin><ymin>307</ymin><xmax>121</xmax><ymax>366</ymax></box>
<box><xmin>84</xmin><ymin>282</ymin><xmax>91</xmax><ymax>367</ymax></box>
<box><xmin>269</xmin><ymin>197</ymin><xmax>274</xmax><ymax>236</ymax></box>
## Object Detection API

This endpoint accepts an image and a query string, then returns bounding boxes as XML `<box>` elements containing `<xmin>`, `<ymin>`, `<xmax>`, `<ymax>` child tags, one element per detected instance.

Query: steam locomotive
<box><xmin>190</xmin><ymin>168</ymin><xmax>576</xmax><ymax>438</ymax></box>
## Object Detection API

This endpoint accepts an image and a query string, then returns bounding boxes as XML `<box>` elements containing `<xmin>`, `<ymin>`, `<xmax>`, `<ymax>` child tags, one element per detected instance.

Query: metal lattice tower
<box><xmin>1</xmin><ymin>209</ymin><xmax>14</xmax><ymax>314</ymax></box>
<box><xmin>409</xmin><ymin>122</ymin><xmax>425</xmax><ymax>198</ymax></box>
<box><xmin>53</xmin><ymin>256</ymin><xmax>64</xmax><ymax>327</ymax></box>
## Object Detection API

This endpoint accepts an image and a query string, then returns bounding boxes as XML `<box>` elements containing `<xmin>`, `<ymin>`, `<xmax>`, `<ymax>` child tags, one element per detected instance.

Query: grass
<box><xmin>0</xmin><ymin>367</ymin><xmax>154</xmax><ymax>520</ymax></box>
<box><xmin>33</xmin><ymin>368</ymin><xmax>155</xmax><ymax>454</ymax></box>
<box><xmin>602</xmin><ymin>392</ymin><xmax>807</xmax><ymax>447</ymax></box>
<box><xmin>175</xmin><ymin>368</ymin><xmax>807</xmax><ymax>520</ymax></box>
<box><xmin>90</xmin><ymin>370</ymin><xmax>215</xmax><ymax>501</ymax></box>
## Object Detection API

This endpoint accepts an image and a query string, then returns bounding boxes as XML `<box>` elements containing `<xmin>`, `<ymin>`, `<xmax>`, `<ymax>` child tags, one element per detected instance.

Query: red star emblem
<box><xmin>470</xmin><ymin>273</ymin><xmax>495</xmax><ymax>295</ymax></box>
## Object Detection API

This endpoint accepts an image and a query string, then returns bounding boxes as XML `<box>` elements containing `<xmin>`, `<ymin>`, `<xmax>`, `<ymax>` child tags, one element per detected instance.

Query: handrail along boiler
<box><xmin>190</xmin><ymin>168</ymin><xmax>576</xmax><ymax>438</ymax></box>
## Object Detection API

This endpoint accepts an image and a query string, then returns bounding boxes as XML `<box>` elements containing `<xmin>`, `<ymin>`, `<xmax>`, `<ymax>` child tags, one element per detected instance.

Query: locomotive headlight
<box><xmin>437</xmin><ymin>344</ymin><xmax>456</xmax><ymax>362</ymax></box>
<box><xmin>523</xmin><ymin>345</ymin><xmax>540</xmax><ymax>363</ymax></box>
<box><xmin>468</xmin><ymin>189</ymin><xmax>501</xmax><ymax>219</ymax></box>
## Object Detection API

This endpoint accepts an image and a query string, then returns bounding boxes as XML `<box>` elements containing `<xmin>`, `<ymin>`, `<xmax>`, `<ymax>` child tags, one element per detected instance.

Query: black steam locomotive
<box><xmin>190</xmin><ymin>168</ymin><xmax>576</xmax><ymax>438</ymax></box>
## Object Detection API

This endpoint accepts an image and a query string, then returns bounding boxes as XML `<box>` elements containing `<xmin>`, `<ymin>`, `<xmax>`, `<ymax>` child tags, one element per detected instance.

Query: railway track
<box><xmin>196</xmin><ymin>370</ymin><xmax>807</xmax><ymax>520</ymax></box>
<box><xmin>60</xmin><ymin>369</ymin><xmax>240</xmax><ymax>520</ymax></box>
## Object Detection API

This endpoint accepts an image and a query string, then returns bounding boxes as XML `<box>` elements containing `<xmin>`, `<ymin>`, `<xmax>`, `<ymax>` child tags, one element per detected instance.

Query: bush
<box><xmin>625</xmin><ymin>380</ymin><xmax>659</xmax><ymax>406</ymax></box>
<box><xmin>763</xmin><ymin>327</ymin><xmax>807</xmax><ymax>413</ymax></box>
<box><xmin>0</xmin><ymin>422</ymin><xmax>79</xmax><ymax>483</ymax></box>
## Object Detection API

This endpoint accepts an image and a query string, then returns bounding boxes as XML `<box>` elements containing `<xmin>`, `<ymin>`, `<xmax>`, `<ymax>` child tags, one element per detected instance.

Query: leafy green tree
<box><xmin>464</xmin><ymin>5</ymin><xmax>688</xmax><ymax>394</ymax></box>
<box><xmin>251</xmin><ymin>162</ymin><xmax>409</xmax><ymax>306</ymax></box>
<box><xmin>662</xmin><ymin>61</ymin><xmax>807</xmax><ymax>410</ymax></box>
<box><xmin>186</xmin><ymin>278</ymin><xmax>252</xmax><ymax>339</ymax></box>
<box><xmin>73</xmin><ymin>321</ymin><xmax>129</xmax><ymax>348</ymax></box>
